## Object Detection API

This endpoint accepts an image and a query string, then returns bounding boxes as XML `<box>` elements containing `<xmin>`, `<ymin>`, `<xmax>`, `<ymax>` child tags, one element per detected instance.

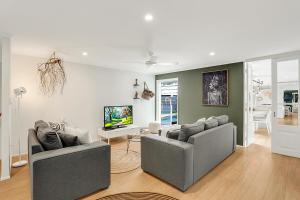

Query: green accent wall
<box><xmin>156</xmin><ymin>62</ymin><xmax>244</xmax><ymax>145</ymax></box>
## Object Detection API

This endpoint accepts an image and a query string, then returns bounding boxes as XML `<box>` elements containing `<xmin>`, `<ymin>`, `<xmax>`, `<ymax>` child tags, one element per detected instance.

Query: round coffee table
<box><xmin>126</xmin><ymin>128</ymin><xmax>153</xmax><ymax>153</ymax></box>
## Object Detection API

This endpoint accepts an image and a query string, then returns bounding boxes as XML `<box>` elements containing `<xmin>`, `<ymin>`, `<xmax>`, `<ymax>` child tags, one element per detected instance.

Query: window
<box><xmin>156</xmin><ymin>78</ymin><xmax>178</xmax><ymax>126</ymax></box>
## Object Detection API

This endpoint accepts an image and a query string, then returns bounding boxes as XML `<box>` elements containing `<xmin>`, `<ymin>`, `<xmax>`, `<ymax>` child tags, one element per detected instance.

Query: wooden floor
<box><xmin>277</xmin><ymin>113</ymin><xmax>298</xmax><ymax>126</ymax></box>
<box><xmin>1</xmin><ymin>133</ymin><xmax>300</xmax><ymax>200</ymax></box>
<box><xmin>253</xmin><ymin>128</ymin><xmax>271</xmax><ymax>148</ymax></box>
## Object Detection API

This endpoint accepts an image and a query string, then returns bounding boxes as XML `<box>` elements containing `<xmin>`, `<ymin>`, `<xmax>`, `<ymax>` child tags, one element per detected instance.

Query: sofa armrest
<box><xmin>28</xmin><ymin>129</ymin><xmax>44</xmax><ymax>155</ymax></box>
<box><xmin>30</xmin><ymin>141</ymin><xmax>110</xmax><ymax>200</ymax></box>
<box><xmin>141</xmin><ymin>135</ymin><xmax>193</xmax><ymax>191</ymax></box>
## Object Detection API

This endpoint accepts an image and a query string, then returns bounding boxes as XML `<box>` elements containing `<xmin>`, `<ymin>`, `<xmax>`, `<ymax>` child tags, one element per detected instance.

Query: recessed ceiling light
<box><xmin>82</xmin><ymin>52</ymin><xmax>88</xmax><ymax>56</ymax></box>
<box><xmin>209</xmin><ymin>52</ymin><xmax>215</xmax><ymax>56</ymax></box>
<box><xmin>144</xmin><ymin>14</ymin><xmax>154</xmax><ymax>22</ymax></box>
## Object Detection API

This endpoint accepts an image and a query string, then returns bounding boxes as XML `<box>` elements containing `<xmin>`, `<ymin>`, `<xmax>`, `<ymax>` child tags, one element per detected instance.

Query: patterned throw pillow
<box><xmin>49</xmin><ymin>122</ymin><xmax>65</xmax><ymax>132</ymax></box>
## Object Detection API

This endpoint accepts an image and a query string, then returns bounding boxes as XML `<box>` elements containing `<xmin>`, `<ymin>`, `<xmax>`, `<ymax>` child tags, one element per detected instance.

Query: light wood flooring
<box><xmin>277</xmin><ymin>113</ymin><xmax>298</xmax><ymax>126</ymax></box>
<box><xmin>1</xmin><ymin>134</ymin><xmax>300</xmax><ymax>200</ymax></box>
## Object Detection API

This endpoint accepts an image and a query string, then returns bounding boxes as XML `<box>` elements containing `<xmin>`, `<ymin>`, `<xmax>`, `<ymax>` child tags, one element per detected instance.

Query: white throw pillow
<box><xmin>196</xmin><ymin>118</ymin><xmax>206</xmax><ymax>123</ymax></box>
<box><xmin>207</xmin><ymin>116</ymin><xmax>215</xmax><ymax>120</ymax></box>
<box><xmin>65</xmin><ymin>126</ymin><xmax>92</xmax><ymax>144</ymax></box>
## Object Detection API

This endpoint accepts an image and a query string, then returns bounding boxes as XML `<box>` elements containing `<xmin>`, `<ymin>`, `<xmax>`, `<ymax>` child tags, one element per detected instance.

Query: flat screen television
<box><xmin>104</xmin><ymin>105</ymin><xmax>133</xmax><ymax>129</ymax></box>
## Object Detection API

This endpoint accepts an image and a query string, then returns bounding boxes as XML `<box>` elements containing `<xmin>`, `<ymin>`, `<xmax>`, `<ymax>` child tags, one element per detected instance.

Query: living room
<box><xmin>1</xmin><ymin>1</ymin><xmax>300</xmax><ymax>200</ymax></box>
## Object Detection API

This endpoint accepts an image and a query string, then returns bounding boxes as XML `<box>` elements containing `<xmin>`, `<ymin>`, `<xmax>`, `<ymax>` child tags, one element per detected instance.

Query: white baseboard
<box><xmin>0</xmin><ymin>175</ymin><xmax>11</xmax><ymax>181</ymax></box>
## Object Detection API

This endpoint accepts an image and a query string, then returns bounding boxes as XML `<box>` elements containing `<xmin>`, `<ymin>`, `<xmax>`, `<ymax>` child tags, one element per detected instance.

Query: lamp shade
<box><xmin>14</xmin><ymin>87</ymin><xmax>27</xmax><ymax>96</ymax></box>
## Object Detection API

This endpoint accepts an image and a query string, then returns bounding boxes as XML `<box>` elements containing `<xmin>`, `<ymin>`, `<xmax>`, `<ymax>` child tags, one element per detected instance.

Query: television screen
<box><xmin>104</xmin><ymin>105</ymin><xmax>133</xmax><ymax>128</ymax></box>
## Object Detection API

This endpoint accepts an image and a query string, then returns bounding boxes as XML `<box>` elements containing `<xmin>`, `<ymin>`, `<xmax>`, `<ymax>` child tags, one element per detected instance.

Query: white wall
<box><xmin>11</xmin><ymin>54</ymin><xmax>155</xmax><ymax>155</ymax></box>
<box><xmin>1</xmin><ymin>37</ymin><xmax>12</xmax><ymax>180</ymax></box>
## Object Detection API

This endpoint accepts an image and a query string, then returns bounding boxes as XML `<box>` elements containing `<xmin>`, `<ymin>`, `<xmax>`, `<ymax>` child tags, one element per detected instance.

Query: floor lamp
<box><xmin>12</xmin><ymin>87</ymin><xmax>28</xmax><ymax>168</ymax></box>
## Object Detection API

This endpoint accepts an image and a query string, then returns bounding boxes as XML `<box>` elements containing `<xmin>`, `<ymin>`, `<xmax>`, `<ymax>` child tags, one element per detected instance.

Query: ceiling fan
<box><xmin>126</xmin><ymin>51</ymin><xmax>179</xmax><ymax>67</ymax></box>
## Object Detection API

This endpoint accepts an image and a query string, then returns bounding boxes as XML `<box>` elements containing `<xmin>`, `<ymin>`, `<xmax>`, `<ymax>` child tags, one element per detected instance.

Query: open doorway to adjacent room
<box><xmin>245</xmin><ymin>54</ymin><xmax>300</xmax><ymax>157</ymax></box>
<box><xmin>245</xmin><ymin>59</ymin><xmax>272</xmax><ymax>148</ymax></box>
<box><xmin>156</xmin><ymin>78</ymin><xmax>178</xmax><ymax>127</ymax></box>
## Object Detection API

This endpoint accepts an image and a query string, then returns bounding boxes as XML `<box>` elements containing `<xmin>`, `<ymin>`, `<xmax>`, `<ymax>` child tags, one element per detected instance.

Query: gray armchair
<box><xmin>28</xmin><ymin>129</ymin><xmax>110</xmax><ymax>200</ymax></box>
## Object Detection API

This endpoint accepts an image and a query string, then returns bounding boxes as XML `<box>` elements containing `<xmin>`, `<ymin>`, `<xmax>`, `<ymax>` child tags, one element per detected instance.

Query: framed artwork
<box><xmin>202</xmin><ymin>70</ymin><xmax>228</xmax><ymax>106</ymax></box>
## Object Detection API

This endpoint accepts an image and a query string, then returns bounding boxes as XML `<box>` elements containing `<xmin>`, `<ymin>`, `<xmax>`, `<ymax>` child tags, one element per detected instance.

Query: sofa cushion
<box><xmin>166</xmin><ymin>129</ymin><xmax>182</xmax><ymax>140</ymax></box>
<box><xmin>65</xmin><ymin>127</ymin><xmax>92</xmax><ymax>144</ymax></box>
<box><xmin>215</xmin><ymin>115</ymin><xmax>229</xmax><ymax>125</ymax></box>
<box><xmin>204</xmin><ymin>118</ymin><xmax>218</xmax><ymax>130</ymax></box>
<box><xmin>196</xmin><ymin>117</ymin><xmax>206</xmax><ymax>123</ymax></box>
<box><xmin>37</xmin><ymin>126</ymin><xmax>64</xmax><ymax>150</ymax></box>
<box><xmin>178</xmin><ymin>122</ymin><xmax>205</xmax><ymax>142</ymax></box>
<box><xmin>59</xmin><ymin>133</ymin><xmax>81</xmax><ymax>147</ymax></box>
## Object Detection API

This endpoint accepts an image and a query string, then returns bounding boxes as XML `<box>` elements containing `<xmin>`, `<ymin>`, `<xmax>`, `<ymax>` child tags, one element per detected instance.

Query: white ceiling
<box><xmin>1</xmin><ymin>0</ymin><xmax>300</xmax><ymax>74</ymax></box>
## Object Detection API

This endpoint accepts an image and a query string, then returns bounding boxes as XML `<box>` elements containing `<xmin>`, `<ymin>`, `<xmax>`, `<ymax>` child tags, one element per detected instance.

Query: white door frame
<box><xmin>243</xmin><ymin>62</ymin><xmax>255</xmax><ymax>147</ymax></box>
<box><xmin>243</xmin><ymin>50</ymin><xmax>300</xmax><ymax>148</ymax></box>
<box><xmin>0</xmin><ymin>36</ymin><xmax>12</xmax><ymax>181</ymax></box>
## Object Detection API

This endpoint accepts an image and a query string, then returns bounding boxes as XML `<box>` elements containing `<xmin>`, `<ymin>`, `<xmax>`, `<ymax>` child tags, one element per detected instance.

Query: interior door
<box><xmin>272</xmin><ymin>56</ymin><xmax>300</xmax><ymax>158</ymax></box>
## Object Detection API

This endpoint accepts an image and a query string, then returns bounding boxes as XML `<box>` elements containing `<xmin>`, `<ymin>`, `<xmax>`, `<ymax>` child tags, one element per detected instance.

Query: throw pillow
<box><xmin>160</xmin><ymin>125</ymin><xmax>181</xmax><ymax>137</ymax></box>
<box><xmin>178</xmin><ymin>122</ymin><xmax>205</xmax><ymax>142</ymax></box>
<box><xmin>34</xmin><ymin>120</ymin><xmax>49</xmax><ymax>131</ymax></box>
<box><xmin>207</xmin><ymin>116</ymin><xmax>215</xmax><ymax>120</ymax></box>
<box><xmin>65</xmin><ymin>126</ymin><xmax>92</xmax><ymax>144</ymax></box>
<box><xmin>49</xmin><ymin>121</ymin><xmax>65</xmax><ymax>132</ymax></box>
<box><xmin>166</xmin><ymin>129</ymin><xmax>182</xmax><ymax>140</ymax></box>
<box><xmin>59</xmin><ymin>133</ymin><xmax>81</xmax><ymax>147</ymax></box>
<box><xmin>36</xmin><ymin>126</ymin><xmax>63</xmax><ymax>150</ymax></box>
<box><xmin>215</xmin><ymin>115</ymin><xmax>229</xmax><ymax>125</ymax></box>
<box><xmin>204</xmin><ymin>118</ymin><xmax>218</xmax><ymax>130</ymax></box>
<box><xmin>196</xmin><ymin>117</ymin><xmax>206</xmax><ymax>123</ymax></box>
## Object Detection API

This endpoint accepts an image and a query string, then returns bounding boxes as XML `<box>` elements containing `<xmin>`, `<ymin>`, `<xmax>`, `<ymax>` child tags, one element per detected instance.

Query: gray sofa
<box><xmin>141</xmin><ymin>122</ymin><xmax>236</xmax><ymax>191</ymax></box>
<box><xmin>28</xmin><ymin>129</ymin><xmax>111</xmax><ymax>200</ymax></box>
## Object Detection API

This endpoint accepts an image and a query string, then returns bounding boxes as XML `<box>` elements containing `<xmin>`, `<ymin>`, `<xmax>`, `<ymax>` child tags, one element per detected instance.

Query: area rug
<box><xmin>111</xmin><ymin>149</ymin><xmax>140</xmax><ymax>174</ymax></box>
<box><xmin>97</xmin><ymin>192</ymin><xmax>178</xmax><ymax>200</ymax></box>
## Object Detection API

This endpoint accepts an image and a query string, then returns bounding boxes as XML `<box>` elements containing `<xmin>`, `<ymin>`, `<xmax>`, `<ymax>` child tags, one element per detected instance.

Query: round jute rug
<box><xmin>111</xmin><ymin>149</ymin><xmax>140</xmax><ymax>174</ymax></box>
<box><xmin>97</xmin><ymin>192</ymin><xmax>178</xmax><ymax>200</ymax></box>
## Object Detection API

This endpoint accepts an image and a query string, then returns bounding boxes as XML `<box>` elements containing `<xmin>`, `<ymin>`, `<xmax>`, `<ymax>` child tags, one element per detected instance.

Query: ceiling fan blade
<box><xmin>122</xmin><ymin>61</ymin><xmax>145</xmax><ymax>64</ymax></box>
<box><xmin>156</xmin><ymin>62</ymin><xmax>179</xmax><ymax>66</ymax></box>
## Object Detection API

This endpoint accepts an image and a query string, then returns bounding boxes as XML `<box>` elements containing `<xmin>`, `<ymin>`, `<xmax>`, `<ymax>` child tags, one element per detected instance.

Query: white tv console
<box><xmin>98</xmin><ymin>125</ymin><xmax>140</xmax><ymax>144</ymax></box>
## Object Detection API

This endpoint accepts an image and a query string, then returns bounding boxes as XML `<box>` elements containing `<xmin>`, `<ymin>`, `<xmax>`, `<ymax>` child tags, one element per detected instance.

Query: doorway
<box><xmin>245</xmin><ymin>59</ymin><xmax>272</xmax><ymax>148</ymax></box>
<box><xmin>245</xmin><ymin>52</ymin><xmax>300</xmax><ymax>158</ymax></box>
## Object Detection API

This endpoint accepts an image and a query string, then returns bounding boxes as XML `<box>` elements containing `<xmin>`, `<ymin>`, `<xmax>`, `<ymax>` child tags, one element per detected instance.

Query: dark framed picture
<box><xmin>202</xmin><ymin>70</ymin><xmax>228</xmax><ymax>106</ymax></box>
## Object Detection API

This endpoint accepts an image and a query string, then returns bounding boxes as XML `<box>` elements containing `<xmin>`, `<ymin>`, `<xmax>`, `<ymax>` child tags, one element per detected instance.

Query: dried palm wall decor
<box><xmin>37</xmin><ymin>52</ymin><xmax>66</xmax><ymax>96</ymax></box>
